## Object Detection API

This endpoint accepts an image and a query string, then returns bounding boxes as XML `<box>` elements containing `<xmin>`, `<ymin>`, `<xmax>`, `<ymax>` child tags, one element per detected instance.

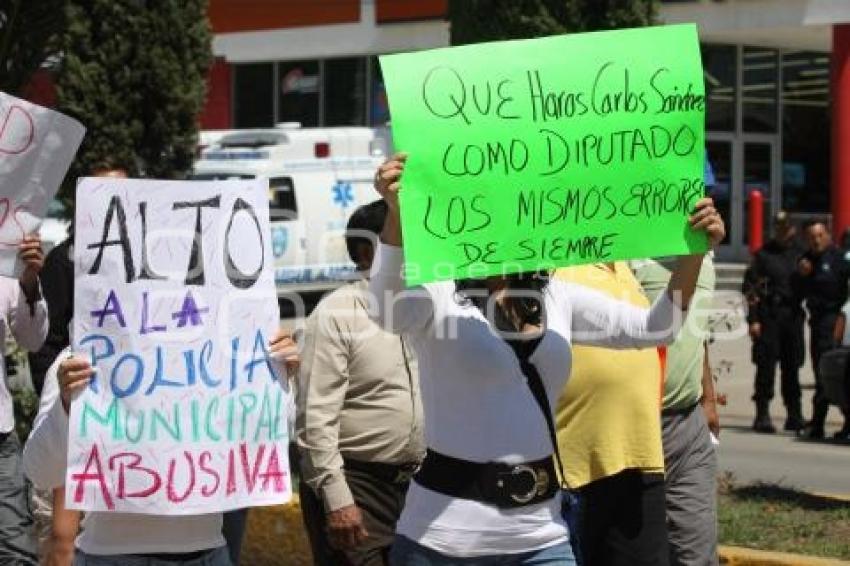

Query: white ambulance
<box><xmin>192</xmin><ymin>124</ymin><xmax>390</xmax><ymax>295</ymax></box>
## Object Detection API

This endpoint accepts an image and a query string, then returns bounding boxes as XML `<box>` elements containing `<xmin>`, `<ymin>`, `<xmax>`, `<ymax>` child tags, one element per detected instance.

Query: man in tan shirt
<box><xmin>296</xmin><ymin>200</ymin><xmax>424</xmax><ymax>566</ymax></box>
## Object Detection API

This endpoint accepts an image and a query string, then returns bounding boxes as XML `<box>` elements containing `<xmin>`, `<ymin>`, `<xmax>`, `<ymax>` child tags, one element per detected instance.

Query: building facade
<box><xmin>201</xmin><ymin>0</ymin><xmax>850</xmax><ymax>261</ymax></box>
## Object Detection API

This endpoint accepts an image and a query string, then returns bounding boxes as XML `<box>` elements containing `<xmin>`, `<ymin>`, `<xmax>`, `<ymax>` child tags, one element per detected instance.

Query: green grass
<box><xmin>718</xmin><ymin>476</ymin><xmax>850</xmax><ymax>560</ymax></box>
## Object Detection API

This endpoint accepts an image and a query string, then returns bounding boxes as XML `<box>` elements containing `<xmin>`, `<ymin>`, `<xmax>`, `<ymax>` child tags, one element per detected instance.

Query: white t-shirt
<box><xmin>369</xmin><ymin>244</ymin><xmax>681</xmax><ymax>557</ymax></box>
<box><xmin>22</xmin><ymin>348</ymin><xmax>225</xmax><ymax>555</ymax></box>
<box><xmin>0</xmin><ymin>277</ymin><xmax>47</xmax><ymax>433</ymax></box>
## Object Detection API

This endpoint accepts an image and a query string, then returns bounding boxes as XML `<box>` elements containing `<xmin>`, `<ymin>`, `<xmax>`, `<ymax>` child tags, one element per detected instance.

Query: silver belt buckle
<box><xmin>508</xmin><ymin>464</ymin><xmax>550</xmax><ymax>504</ymax></box>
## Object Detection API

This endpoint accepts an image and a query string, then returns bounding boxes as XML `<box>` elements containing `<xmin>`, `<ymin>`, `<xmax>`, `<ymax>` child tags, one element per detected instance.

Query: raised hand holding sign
<box><xmin>379</xmin><ymin>24</ymin><xmax>707</xmax><ymax>285</ymax></box>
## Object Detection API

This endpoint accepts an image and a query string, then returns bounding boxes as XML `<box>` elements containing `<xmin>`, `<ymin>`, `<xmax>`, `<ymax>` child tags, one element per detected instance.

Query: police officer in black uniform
<box><xmin>743</xmin><ymin>211</ymin><xmax>806</xmax><ymax>433</ymax></box>
<box><xmin>798</xmin><ymin>218</ymin><xmax>850</xmax><ymax>439</ymax></box>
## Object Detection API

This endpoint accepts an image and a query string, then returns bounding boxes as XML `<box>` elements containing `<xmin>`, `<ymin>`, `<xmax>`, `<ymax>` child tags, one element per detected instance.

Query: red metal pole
<box><xmin>832</xmin><ymin>24</ymin><xmax>850</xmax><ymax>241</ymax></box>
<box><xmin>749</xmin><ymin>190</ymin><xmax>764</xmax><ymax>254</ymax></box>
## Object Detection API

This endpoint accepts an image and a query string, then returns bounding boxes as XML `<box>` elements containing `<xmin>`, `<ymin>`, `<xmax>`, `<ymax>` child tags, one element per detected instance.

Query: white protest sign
<box><xmin>67</xmin><ymin>177</ymin><xmax>289</xmax><ymax>514</ymax></box>
<box><xmin>0</xmin><ymin>92</ymin><xmax>85</xmax><ymax>275</ymax></box>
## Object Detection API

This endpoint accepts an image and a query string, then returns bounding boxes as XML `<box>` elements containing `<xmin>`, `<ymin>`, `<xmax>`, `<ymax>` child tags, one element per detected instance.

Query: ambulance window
<box><xmin>270</xmin><ymin>177</ymin><xmax>297</xmax><ymax>221</ymax></box>
<box><xmin>219</xmin><ymin>132</ymin><xmax>287</xmax><ymax>148</ymax></box>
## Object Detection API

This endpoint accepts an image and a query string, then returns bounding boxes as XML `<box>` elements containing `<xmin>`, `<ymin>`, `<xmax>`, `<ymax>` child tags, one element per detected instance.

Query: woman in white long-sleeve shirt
<box><xmin>370</xmin><ymin>154</ymin><xmax>726</xmax><ymax>565</ymax></box>
<box><xmin>23</xmin><ymin>333</ymin><xmax>299</xmax><ymax>566</ymax></box>
<box><xmin>0</xmin><ymin>235</ymin><xmax>48</xmax><ymax>565</ymax></box>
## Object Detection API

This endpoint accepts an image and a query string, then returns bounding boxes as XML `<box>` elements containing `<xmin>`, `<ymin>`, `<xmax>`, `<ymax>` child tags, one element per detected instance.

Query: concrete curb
<box><xmin>811</xmin><ymin>491</ymin><xmax>850</xmax><ymax>503</ymax></box>
<box><xmin>720</xmin><ymin>545</ymin><xmax>850</xmax><ymax>565</ymax></box>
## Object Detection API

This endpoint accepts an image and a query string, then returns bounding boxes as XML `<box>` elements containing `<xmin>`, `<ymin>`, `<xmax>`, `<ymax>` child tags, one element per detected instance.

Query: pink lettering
<box><xmin>166</xmin><ymin>451</ymin><xmax>196</xmax><ymax>503</ymax></box>
<box><xmin>259</xmin><ymin>445</ymin><xmax>287</xmax><ymax>493</ymax></box>
<box><xmin>199</xmin><ymin>451</ymin><xmax>220</xmax><ymax>497</ymax></box>
<box><xmin>240</xmin><ymin>442</ymin><xmax>265</xmax><ymax>493</ymax></box>
<box><xmin>0</xmin><ymin>104</ymin><xmax>35</xmax><ymax>155</ymax></box>
<box><xmin>108</xmin><ymin>452</ymin><xmax>162</xmax><ymax>499</ymax></box>
<box><xmin>71</xmin><ymin>445</ymin><xmax>114</xmax><ymax>510</ymax></box>
<box><xmin>226</xmin><ymin>447</ymin><xmax>237</xmax><ymax>495</ymax></box>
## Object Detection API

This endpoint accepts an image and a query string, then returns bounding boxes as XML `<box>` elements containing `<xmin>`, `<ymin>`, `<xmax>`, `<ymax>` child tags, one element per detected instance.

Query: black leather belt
<box><xmin>344</xmin><ymin>458</ymin><xmax>420</xmax><ymax>484</ymax></box>
<box><xmin>134</xmin><ymin>550</ymin><xmax>209</xmax><ymax>561</ymax></box>
<box><xmin>414</xmin><ymin>449</ymin><xmax>557</xmax><ymax>508</ymax></box>
<box><xmin>661</xmin><ymin>402</ymin><xmax>698</xmax><ymax>417</ymax></box>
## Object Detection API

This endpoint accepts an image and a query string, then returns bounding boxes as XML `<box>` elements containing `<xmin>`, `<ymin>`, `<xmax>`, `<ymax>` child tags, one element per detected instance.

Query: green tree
<box><xmin>448</xmin><ymin>0</ymin><xmax>656</xmax><ymax>45</ymax></box>
<box><xmin>0</xmin><ymin>0</ymin><xmax>66</xmax><ymax>94</ymax></box>
<box><xmin>56</xmin><ymin>0</ymin><xmax>211</xmax><ymax>199</ymax></box>
<box><xmin>579</xmin><ymin>0</ymin><xmax>657</xmax><ymax>31</ymax></box>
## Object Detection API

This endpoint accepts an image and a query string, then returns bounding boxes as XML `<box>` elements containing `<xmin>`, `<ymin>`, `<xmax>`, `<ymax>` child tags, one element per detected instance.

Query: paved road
<box><xmin>715</xmin><ymin>419</ymin><xmax>850</xmax><ymax>495</ymax></box>
<box><xmin>710</xmin><ymin>290</ymin><xmax>850</xmax><ymax>496</ymax></box>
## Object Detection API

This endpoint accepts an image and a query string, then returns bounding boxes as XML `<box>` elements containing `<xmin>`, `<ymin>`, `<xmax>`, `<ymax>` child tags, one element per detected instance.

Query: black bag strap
<box><xmin>506</xmin><ymin>336</ymin><xmax>570</xmax><ymax>489</ymax></box>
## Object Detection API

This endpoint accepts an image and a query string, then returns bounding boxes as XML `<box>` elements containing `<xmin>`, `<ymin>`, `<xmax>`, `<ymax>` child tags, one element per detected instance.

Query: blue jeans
<box><xmin>390</xmin><ymin>536</ymin><xmax>577</xmax><ymax>565</ymax></box>
<box><xmin>73</xmin><ymin>546</ymin><xmax>232</xmax><ymax>565</ymax></box>
<box><xmin>0</xmin><ymin>433</ymin><xmax>37</xmax><ymax>565</ymax></box>
<box><xmin>222</xmin><ymin>509</ymin><xmax>249</xmax><ymax>564</ymax></box>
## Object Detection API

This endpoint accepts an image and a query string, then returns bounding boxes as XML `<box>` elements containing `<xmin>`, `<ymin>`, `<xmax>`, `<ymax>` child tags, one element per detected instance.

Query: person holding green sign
<box><xmin>368</xmin><ymin>154</ymin><xmax>724</xmax><ymax>564</ymax></box>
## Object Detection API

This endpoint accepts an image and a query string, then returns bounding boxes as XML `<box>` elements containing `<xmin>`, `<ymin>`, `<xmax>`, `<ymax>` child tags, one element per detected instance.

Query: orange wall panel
<box><xmin>200</xmin><ymin>59</ymin><xmax>231</xmax><ymax>130</ymax></box>
<box><xmin>375</xmin><ymin>0</ymin><xmax>447</xmax><ymax>23</ymax></box>
<box><xmin>20</xmin><ymin>69</ymin><xmax>56</xmax><ymax>108</ymax></box>
<box><xmin>209</xmin><ymin>0</ymin><xmax>360</xmax><ymax>34</ymax></box>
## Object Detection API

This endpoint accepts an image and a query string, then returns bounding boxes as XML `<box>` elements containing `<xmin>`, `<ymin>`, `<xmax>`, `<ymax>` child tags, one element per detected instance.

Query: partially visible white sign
<box><xmin>0</xmin><ymin>92</ymin><xmax>85</xmax><ymax>275</ymax></box>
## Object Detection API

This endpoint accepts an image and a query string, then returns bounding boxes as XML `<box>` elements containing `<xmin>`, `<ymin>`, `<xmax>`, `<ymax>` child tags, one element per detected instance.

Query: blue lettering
<box><xmin>79</xmin><ymin>334</ymin><xmax>115</xmax><ymax>393</ymax></box>
<box><xmin>199</xmin><ymin>340</ymin><xmax>221</xmax><ymax>388</ymax></box>
<box><xmin>110</xmin><ymin>353</ymin><xmax>144</xmax><ymax>398</ymax></box>
<box><xmin>144</xmin><ymin>347</ymin><xmax>193</xmax><ymax>395</ymax></box>
<box><xmin>229</xmin><ymin>337</ymin><xmax>239</xmax><ymax>392</ymax></box>
<box><xmin>243</xmin><ymin>330</ymin><xmax>277</xmax><ymax>384</ymax></box>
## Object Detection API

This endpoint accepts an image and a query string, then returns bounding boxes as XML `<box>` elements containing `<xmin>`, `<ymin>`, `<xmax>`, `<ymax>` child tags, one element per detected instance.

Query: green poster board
<box><xmin>379</xmin><ymin>24</ymin><xmax>707</xmax><ymax>286</ymax></box>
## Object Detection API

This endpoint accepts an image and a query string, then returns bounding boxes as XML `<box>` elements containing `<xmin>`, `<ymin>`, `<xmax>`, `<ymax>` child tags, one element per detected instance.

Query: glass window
<box><xmin>233</xmin><ymin>63</ymin><xmax>274</xmax><ymax>128</ymax></box>
<box><xmin>702</xmin><ymin>44</ymin><xmax>736</xmax><ymax>132</ymax></box>
<box><xmin>370</xmin><ymin>57</ymin><xmax>390</xmax><ymax>126</ymax></box>
<box><xmin>781</xmin><ymin>51</ymin><xmax>831</xmax><ymax>213</ymax></box>
<box><xmin>270</xmin><ymin>177</ymin><xmax>297</xmax><ymax>221</ymax></box>
<box><xmin>278</xmin><ymin>60</ymin><xmax>320</xmax><ymax>127</ymax></box>
<box><xmin>324</xmin><ymin>57</ymin><xmax>367</xmax><ymax>126</ymax></box>
<box><xmin>706</xmin><ymin>140</ymin><xmax>732</xmax><ymax>245</ymax></box>
<box><xmin>742</xmin><ymin>47</ymin><xmax>778</xmax><ymax>132</ymax></box>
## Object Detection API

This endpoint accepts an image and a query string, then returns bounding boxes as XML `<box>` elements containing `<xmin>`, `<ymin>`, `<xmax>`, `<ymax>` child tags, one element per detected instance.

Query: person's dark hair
<box><xmin>802</xmin><ymin>218</ymin><xmax>828</xmax><ymax>232</ymax></box>
<box><xmin>456</xmin><ymin>271</ymin><xmax>550</xmax><ymax>333</ymax></box>
<box><xmin>345</xmin><ymin>200</ymin><xmax>388</xmax><ymax>264</ymax></box>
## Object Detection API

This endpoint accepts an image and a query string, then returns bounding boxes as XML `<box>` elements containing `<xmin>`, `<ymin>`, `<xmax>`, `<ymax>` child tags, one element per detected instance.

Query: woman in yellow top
<box><xmin>555</xmin><ymin>262</ymin><xmax>668</xmax><ymax>566</ymax></box>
